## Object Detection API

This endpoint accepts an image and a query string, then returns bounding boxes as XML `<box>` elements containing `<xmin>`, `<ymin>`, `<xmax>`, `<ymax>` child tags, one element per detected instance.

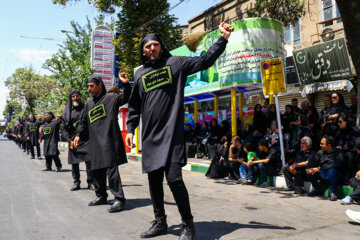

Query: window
<box><xmin>284</xmin><ymin>21</ymin><xmax>301</xmax><ymax>46</ymax></box>
<box><xmin>322</xmin><ymin>0</ymin><xmax>342</xmax><ymax>26</ymax></box>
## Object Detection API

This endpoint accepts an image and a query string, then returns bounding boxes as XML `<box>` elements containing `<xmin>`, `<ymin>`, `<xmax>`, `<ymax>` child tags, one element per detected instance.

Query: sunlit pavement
<box><xmin>0</xmin><ymin>136</ymin><xmax>359</xmax><ymax>240</ymax></box>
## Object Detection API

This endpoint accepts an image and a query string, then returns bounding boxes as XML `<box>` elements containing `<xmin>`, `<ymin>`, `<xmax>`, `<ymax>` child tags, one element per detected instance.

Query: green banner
<box><xmin>170</xmin><ymin>18</ymin><xmax>285</xmax><ymax>96</ymax></box>
<box><xmin>293</xmin><ymin>38</ymin><xmax>353</xmax><ymax>85</ymax></box>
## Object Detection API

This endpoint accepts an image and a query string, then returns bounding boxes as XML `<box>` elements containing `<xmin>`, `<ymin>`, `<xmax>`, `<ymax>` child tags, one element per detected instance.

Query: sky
<box><xmin>0</xmin><ymin>0</ymin><xmax>223</xmax><ymax>119</ymax></box>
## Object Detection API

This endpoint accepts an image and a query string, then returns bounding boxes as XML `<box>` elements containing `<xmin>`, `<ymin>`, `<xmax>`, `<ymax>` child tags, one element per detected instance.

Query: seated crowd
<box><xmin>184</xmin><ymin>92</ymin><xmax>360</xmax><ymax>204</ymax></box>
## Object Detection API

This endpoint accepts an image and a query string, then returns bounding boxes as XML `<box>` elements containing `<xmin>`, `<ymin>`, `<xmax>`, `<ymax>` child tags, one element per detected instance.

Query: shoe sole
<box><xmin>140</xmin><ymin>231</ymin><xmax>167</xmax><ymax>238</ymax></box>
<box><xmin>108</xmin><ymin>207</ymin><xmax>125</xmax><ymax>213</ymax></box>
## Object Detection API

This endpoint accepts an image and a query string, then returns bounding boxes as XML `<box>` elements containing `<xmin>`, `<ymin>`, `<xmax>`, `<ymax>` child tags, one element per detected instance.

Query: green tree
<box><xmin>52</xmin><ymin>0</ymin><xmax>183</xmax><ymax>77</ymax></box>
<box><xmin>5</xmin><ymin>67</ymin><xmax>56</xmax><ymax>114</ymax></box>
<box><xmin>247</xmin><ymin>0</ymin><xmax>306</xmax><ymax>26</ymax></box>
<box><xmin>43</xmin><ymin>18</ymin><xmax>93</xmax><ymax>102</ymax></box>
<box><xmin>2</xmin><ymin>100</ymin><xmax>22</xmax><ymax>120</ymax></box>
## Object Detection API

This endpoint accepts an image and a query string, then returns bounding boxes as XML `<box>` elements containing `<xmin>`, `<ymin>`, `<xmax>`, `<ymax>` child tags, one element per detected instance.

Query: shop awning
<box><xmin>301</xmin><ymin>80</ymin><xmax>353</xmax><ymax>97</ymax></box>
<box><xmin>184</xmin><ymin>86</ymin><xmax>262</xmax><ymax>104</ymax></box>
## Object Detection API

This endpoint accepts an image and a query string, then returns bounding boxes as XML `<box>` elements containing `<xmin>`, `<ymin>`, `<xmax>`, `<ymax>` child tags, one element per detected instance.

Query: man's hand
<box><xmin>125</xmin><ymin>133</ymin><xmax>135</xmax><ymax>149</ymax></box>
<box><xmin>248</xmin><ymin>160</ymin><xmax>253</xmax><ymax>167</ymax></box>
<box><xmin>119</xmin><ymin>72</ymin><xmax>129</xmax><ymax>84</ymax></box>
<box><xmin>74</xmin><ymin>136</ymin><xmax>80</xmax><ymax>147</ymax></box>
<box><xmin>219</xmin><ymin>156</ymin><xmax>224</xmax><ymax>162</ymax></box>
<box><xmin>289</xmin><ymin>164</ymin><xmax>297</xmax><ymax>174</ymax></box>
<box><xmin>219</xmin><ymin>22</ymin><xmax>233</xmax><ymax>40</ymax></box>
<box><xmin>355</xmin><ymin>170</ymin><xmax>360</xmax><ymax>180</ymax></box>
<box><xmin>38</xmin><ymin>139</ymin><xmax>42</xmax><ymax>144</ymax></box>
<box><xmin>69</xmin><ymin>141</ymin><xmax>78</xmax><ymax>150</ymax></box>
<box><xmin>306</xmin><ymin>167</ymin><xmax>320</xmax><ymax>175</ymax></box>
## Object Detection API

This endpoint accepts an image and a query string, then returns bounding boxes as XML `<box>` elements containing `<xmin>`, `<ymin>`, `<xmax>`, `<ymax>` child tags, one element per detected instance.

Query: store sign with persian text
<box><xmin>293</xmin><ymin>38</ymin><xmax>354</xmax><ymax>85</ymax></box>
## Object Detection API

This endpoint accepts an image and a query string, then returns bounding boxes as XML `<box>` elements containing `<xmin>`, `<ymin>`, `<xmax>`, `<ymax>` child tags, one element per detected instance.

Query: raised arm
<box><xmin>180</xmin><ymin>22</ymin><xmax>232</xmax><ymax>76</ymax></box>
<box><xmin>115</xmin><ymin>72</ymin><xmax>132</xmax><ymax>108</ymax></box>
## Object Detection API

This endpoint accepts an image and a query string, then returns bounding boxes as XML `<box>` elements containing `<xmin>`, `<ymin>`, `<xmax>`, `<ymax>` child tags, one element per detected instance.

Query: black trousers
<box><xmin>282</xmin><ymin>164</ymin><xmax>307</xmax><ymax>188</ymax></box>
<box><xmin>148</xmin><ymin>162</ymin><xmax>193</xmax><ymax>221</ymax></box>
<box><xmin>22</xmin><ymin>140</ymin><xmax>26</xmax><ymax>151</ymax></box>
<box><xmin>45</xmin><ymin>155</ymin><xmax>62</xmax><ymax>170</ymax></box>
<box><xmin>349</xmin><ymin>177</ymin><xmax>360</xmax><ymax>202</ymax></box>
<box><xmin>91</xmin><ymin>166</ymin><xmax>125</xmax><ymax>201</ymax></box>
<box><xmin>30</xmin><ymin>143</ymin><xmax>41</xmax><ymax>158</ymax></box>
<box><xmin>227</xmin><ymin>161</ymin><xmax>240</xmax><ymax>180</ymax></box>
<box><xmin>72</xmin><ymin>161</ymin><xmax>93</xmax><ymax>185</ymax></box>
<box><xmin>26</xmin><ymin>140</ymin><xmax>31</xmax><ymax>154</ymax></box>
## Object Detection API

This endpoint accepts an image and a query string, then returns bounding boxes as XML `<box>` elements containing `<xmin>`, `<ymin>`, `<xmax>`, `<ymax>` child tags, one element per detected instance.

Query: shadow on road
<box><xmin>125</xmin><ymin>198</ymin><xmax>153</xmax><ymax>210</ymax></box>
<box><xmin>168</xmin><ymin>220</ymin><xmax>296</xmax><ymax>240</ymax></box>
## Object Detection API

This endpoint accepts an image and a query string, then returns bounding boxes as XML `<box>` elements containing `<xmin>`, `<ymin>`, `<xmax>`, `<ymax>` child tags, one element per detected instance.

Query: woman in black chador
<box><xmin>62</xmin><ymin>90</ymin><xmax>94</xmax><ymax>191</ymax></box>
<box><xmin>323</xmin><ymin>92</ymin><xmax>350</xmax><ymax>136</ymax></box>
<box><xmin>39</xmin><ymin>112</ymin><xmax>62</xmax><ymax>171</ymax></box>
<box><xmin>126</xmin><ymin>23</ymin><xmax>232</xmax><ymax>240</ymax></box>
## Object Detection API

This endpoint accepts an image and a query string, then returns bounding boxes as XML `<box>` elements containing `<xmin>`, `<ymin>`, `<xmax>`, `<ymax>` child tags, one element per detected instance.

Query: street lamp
<box><xmin>60</xmin><ymin>30</ymin><xmax>74</xmax><ymax>34</ymax></box>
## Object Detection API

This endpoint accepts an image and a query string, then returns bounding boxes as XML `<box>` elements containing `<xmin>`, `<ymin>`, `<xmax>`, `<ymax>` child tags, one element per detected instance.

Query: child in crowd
<box><xmin>341</xmin><ymin>170</ymin><xmax>360</xmax><ymax>205</ymax></box>
<box><xmin>237</xmin><ymin>142</ymin><xmax>259</xmax><ymax>184</ymax></box>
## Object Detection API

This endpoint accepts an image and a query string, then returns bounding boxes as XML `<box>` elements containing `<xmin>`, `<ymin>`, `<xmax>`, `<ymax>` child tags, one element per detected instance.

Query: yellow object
<box><xmin>135</xmin><ymin>127</ymin><xmax>139</xmax><ymax>154</ymax></box>
<box><xmin>231</xmin><ymin>87</ymin><xmax>237</xmax><ymax>136</ymax></box>
<box><xmin>214</xmin><ymin>96</ymin><xmax>219</xmax><ymax>120</ymax></box>
<box><xmin>194</xmin><ymin>100</ymin><xmax>198</xmax><ymax>123</ymax></box>
<box><xmin>269</xmin><ymin>95</ymin><xmax>274</xmax><ymax>104</ymax></box>
<box><xmin>238</xmin><ymin>92</ymin><xmax>244</xmax><ymax>131</ymax></box>
<box><xmin>261</xmin><ymin>58</ymin><xmax>286</xmax><ymax>95</ymax></box>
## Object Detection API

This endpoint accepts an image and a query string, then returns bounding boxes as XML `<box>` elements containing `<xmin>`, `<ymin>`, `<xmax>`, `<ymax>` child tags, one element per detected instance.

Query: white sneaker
<box><xmin>346</xmin><ymin>209</ymin><xmax>360</xmax><ymax>223</ymax></box>
<box><xmin>341</xmin><ymin>196</ymin><xmax>353</xmax><ymax>205</ymax></box>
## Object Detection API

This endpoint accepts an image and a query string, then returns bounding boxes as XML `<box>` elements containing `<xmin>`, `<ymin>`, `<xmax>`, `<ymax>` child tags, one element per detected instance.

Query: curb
<box><xmin>89</xmin><ymin>152</ymin><xmax>358</xmax><ymax>197</ymax></box>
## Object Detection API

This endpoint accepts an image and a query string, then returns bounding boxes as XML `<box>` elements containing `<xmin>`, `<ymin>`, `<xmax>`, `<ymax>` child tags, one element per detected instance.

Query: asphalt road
<box><xmin>0</xmin><ymin>136</ymin><xmax>359</xmax><ymax>240</ymax></box>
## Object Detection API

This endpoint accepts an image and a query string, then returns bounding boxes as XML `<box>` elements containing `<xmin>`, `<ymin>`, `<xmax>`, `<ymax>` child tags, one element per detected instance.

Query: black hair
<box><xmin>259</xmin><ymin>138</ymin><xmax>268</xmax><ymax>147</ymax></box>
<box><xmin>323</xmin><ymin>135</ymin><xmax>336</xmax><ymax>147</ymax></box>
<box><xmin>233</xmin><ymin>135</ymin><xmax>241</xmax><ymax>144</ymax></box>
<box><xmin>244</xmin><ymin>142</ymin><xmax>254</xmax><ymax>152</ymax></box>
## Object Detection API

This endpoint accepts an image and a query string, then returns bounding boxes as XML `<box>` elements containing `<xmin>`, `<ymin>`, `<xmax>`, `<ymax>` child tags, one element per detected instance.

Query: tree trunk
<box><xmin>335</xmin><ymin>1</ymin><xmax>360</xmax><ymax>126</ymax></box>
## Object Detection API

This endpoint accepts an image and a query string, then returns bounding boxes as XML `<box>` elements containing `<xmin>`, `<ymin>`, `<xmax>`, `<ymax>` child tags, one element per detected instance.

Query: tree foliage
<box><xmin>5</xmin><ymin>67</ymin><xmax>56</xmax><ymax>114</ymax></box>
<box><xmin>42</xmin><ymin>18</ymin><xmax>94</xmax><ymax>116</ymax></box>
<box><xmin>247</xmin><ymin>0</ymin><xmax>306</xmax><ymax>26</ymax></box>
<box><xmin>52</xmin><ymin>0</ymin><xmax>183</xmax><ymax>77</ymax></box>
<box><xmin>2</xmin><ymin>100</ymin><xmax>22</xmax><ymax>119</ymax></box>
<box><xmin>113</xmin><ymin>0</ymin><xmax>182</xmax><ymax>76</ymax></box>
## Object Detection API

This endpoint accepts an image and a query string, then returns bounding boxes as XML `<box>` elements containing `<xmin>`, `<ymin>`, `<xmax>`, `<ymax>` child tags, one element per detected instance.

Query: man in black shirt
<box><xmin>247</xmin><ymin>139</ymin><xmax>281</xmax><ymax>187</ymax></box>
<box><xmin>126</xmin><ymin>23</ymin><xmax>232</xmax><ymax>240</ymax></box>
<box><xmin>75</xmin><ymin>75</ymin><xmax>131</xmax><ymax>213</ymax></box>
<box><xmin>282</xmin><ymin>136</ymin><xmax>315</xmax><ymax>194</ymax></box>
<box><xmin>306</xmin><ymin>135</ymin><xmax>345</xmax><ymax>201</ymax></box>
<box><xmin>291</xmin><ymin>98</ymin><xmax>302</xmax><ymax>115</ymax></box>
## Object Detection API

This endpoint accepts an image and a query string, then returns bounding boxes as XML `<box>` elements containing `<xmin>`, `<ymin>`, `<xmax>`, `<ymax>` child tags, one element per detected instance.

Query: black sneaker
<box><xmin>294</xmin><ymin>187</ymin><xmax>305</xmax><ymax>195</ymax></box>
<box><xmin>308</xmin><ymin>190</ymin><xmax>321</xmax><ymax>197</ymax></box>
<box><xmin>330</xmin><ymin>193</ymin><xmax>338</xmax><ymax>201</ymax></box>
